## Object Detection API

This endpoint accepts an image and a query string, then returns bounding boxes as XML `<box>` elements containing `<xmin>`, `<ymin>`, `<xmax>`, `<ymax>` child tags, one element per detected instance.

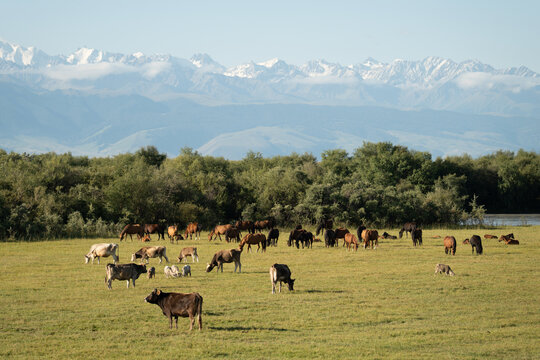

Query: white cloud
<box><xmin>454</xmin><ymin>72</ymin><xmax>540</xmax><ymax>92</ymax></box>
<box><xmin>41</xmin><ymin>61</ymin><xmax>170</xmax><ymax>81</ymax></box>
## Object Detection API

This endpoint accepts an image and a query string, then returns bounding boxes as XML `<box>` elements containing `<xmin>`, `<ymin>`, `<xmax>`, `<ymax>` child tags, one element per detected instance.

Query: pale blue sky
<box><xmin>1</xmin><ymin>0</ymin><xmax>539</xmax><ymax>71</ymax></box>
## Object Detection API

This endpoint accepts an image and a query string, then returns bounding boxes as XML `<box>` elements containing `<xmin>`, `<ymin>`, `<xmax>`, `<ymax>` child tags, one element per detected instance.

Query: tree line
<box><xmin>0</xmin><ymin>143</ymin><xmax>538</xmax><ymax>240</ymax></box>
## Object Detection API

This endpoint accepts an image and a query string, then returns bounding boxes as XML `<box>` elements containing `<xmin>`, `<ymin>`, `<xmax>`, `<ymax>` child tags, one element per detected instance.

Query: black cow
<box><xmin>270</xmin><ymin>264</ymin><xmax>295</xmax><ymax>294</ymax></box>
<box><xmin>145</xmin><ymin>289</ymin><xmax>203</xmax><ymax>330</ymax></box>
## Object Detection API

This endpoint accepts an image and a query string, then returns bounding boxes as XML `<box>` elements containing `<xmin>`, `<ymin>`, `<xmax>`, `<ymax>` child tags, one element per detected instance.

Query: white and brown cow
<box><xmin>131</xmin><ymin>246</ymin><xmax>169</xmax><ymax>264</ymax></box>
<box><xmin>177</xmin><ymin>247</ymin><xmax>199</xmax><ymax>263</ymax></box>
<box><xmin>85</xmin><ymin>243</ymin><xmax>119</xmax><ymax>264</ymax></box>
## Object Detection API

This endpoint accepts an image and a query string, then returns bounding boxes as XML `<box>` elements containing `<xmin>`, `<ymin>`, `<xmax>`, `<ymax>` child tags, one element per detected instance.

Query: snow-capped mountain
<box><xmin>0</xmin><ymin>39</ymin><xmax>538</xmax><ymax>159</ymax></box>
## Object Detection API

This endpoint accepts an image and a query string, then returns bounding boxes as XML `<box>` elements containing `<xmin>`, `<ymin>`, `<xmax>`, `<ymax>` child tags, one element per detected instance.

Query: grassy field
<box><xmin>0</xmin><ymin>227</ymin><xmax>538</xmax><ymax>359</ymax></box>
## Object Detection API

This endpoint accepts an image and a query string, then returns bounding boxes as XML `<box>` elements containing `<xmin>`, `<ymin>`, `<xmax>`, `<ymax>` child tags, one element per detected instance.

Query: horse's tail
<box><xmin>452</xmin><ymin>239</ymin><xmax>457</xmax><ymax>255</ymax></box>
<box><xmin>477</xmin><ymin>242</ymin><xmax>483</xmax><ymax>255</ymax></box>
<box><xmin>398</xmin><ymin>229</ymin><xmax>403</xmax><ymax>239</ymax></box>
<box><xmin>262</xmin><ymin>236</ymin><xmax>267</xmax><ymax>251</ymax></box>
<box><xmin>315</xmin><ymin>223</ymin><xmax>323</xmax><ymax>236</ymax></box>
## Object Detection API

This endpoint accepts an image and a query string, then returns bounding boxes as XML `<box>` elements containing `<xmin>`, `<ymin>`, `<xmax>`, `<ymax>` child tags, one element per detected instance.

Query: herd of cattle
<box><xmin>84</xmin><ymin>220</ymin><xmax>521</xmax><ymax>330</ymax></box>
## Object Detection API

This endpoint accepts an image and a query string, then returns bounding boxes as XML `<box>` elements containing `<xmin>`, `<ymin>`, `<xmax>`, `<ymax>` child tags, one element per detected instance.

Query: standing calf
<box><xmin>145</xmin><ymin>289</ymin><xmax>203</xmax><ymax>330</ymax></box>
<box><xmin>270</xmin><ymin>264</ymin><xmax>295</xmax><ymax>294</ymax></box>
<box><xmin>148</xmin><ymin>266</ymin><xmax>156</xmax><ymax>279</ymax></box>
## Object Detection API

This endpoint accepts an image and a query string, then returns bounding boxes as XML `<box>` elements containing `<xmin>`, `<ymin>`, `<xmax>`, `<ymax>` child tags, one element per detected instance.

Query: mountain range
<box><xmin>1</xmin><ymin>39</ymin><xmax>539</xmax><ymax>158</ymax></box>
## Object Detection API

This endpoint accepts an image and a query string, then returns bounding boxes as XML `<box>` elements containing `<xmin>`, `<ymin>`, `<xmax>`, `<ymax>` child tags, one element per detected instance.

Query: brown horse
<box><xmin>145</xmin><ymin>224</ymin><xmax>166</xmax><ymax>241</ymax></box>
<box><xmin>399</xmin><ymin>222</ymin><xmax>417</xmax><ymax>238</ymax></box>
<box><xmin>239</xmin><ymin>233</ymin><xmax>267</xmax><ymax>252</ymax></box>
<box><xmin>120</xmin><ymin>224</ymin><xmax>145</xmax><ymax>241</ymax></box>
<box><xmin>235</xmin><ymin>220</ymin><xmax>255</xmax><ymax>234</ymax></box>
<box><xmin>208</xmin><ymin>224</ymin><xmax>233</xmax><ymax>241</ymax></box>
<box><xmin>361</xmin><ymin>229</ymin><xmax>379</xmax><ymax>249</ymax></box>
<box><xmin>225</xmin><ymin>227</ymin><xmax>241</xmax><ymax>243</ymax></box>
<box><xmin>334</xmin><ymin>228</ymin><xmax>350</xmax><ymax>247</ymax></box>
<box><xmin>411</xmin><ymin>229</ymin><xmax>423</xmax><ymax>247</ymax></box>
<box><xmin>167</xmin><ymin>226</ymin><xmax>185</xmax><ymax>243</ymax></box>
<box><xmin>344</xmin><ymin>233</ymin><xmax>359</xmax><ymax>251</ymax></box>
<box><xmin>443</xmin><ymin>236</ymin><xmax>457</xmax><ymax>255</ymax></box>
<box><xmin>185</xmin><ymin>222</ymin><xmax>202</xmax><ymax>241</ymax></box>
<box><xmin>484</xmin><ymin>234</ymin><xmax>498</xmax><ymax>239</ymax></box>
<box><xmin>254</xmin><ymin>220</ymin><xmax>274</xmax><ymax>233</ymax></box>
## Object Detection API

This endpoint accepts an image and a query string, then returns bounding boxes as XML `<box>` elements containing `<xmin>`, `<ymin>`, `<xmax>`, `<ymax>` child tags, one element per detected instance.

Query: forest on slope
<box><xmin>0</xmin><ymin>143</ymin><xmax>538</xmax><ymax>240</ymax></box>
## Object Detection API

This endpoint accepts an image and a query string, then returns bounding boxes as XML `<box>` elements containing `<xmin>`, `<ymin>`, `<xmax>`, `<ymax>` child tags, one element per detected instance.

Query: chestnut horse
<box><xmin>185</xmin><ymin>222</ymin><xmax>202</xmax><ymax>241</ymax></box>
<box><xmin>344</xmin><ymin>233</ymin><xmax>359</xmax><ymax>251</ymax></box>
<box><xmin>208</xmin><ymin>224</ymin><xmax>233</xmax><ymax>241</ymax></box>
<box><xmin>443</xmin><ymin>236</ymin><xmax>457</xmax><ymax>255</ymax></box>
<box><xmin>120</xmin><ymin>224</ymin><xmax>145</xmax><ymax>241</ymax></box>
<box><xmin>239</xmin><ymin>233</ymin><xmax>267</xmax><ymax>252</ymax></box>
<box><xmin>361</xmin><ymin>229</ymin><xmax>379</xmax><ymax>249</ymax></box>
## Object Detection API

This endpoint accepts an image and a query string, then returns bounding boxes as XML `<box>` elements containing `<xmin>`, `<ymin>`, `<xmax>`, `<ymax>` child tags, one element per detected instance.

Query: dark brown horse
<box><xmin>239</xmin><ymin>233</ymin><xmax>267</xmax><ymax>252</ymax></box>
<box><xmin>208</xmin><ymin>224</ymin><xmax>233</xmax><ymax>241</ymax></box>
<box><xmin>225</xmin><ymin>227</ymin><xmax>241</xmax><ymax>243</ymax></box>
<box><xmin>254</xmin><ymin>219</ymin><xmax>275</xmax><ymax>232</ymax></box>
<box><xmin>315</xmin><ymin>218</ymin><xmax>334</xmax><ymax>236</ymax></box>
<box><xmin>145</xmin><ymin>224</ymin><xmax>166</xmax><ymax>241</ymax></box>
<box><xmin>120</xmin><ymin>224</ymin><xmax>145</xmax><ymax>241</ymax></box>
<box><xmin>361</xmin><ymin>229</ymin><xmax>379</xmax><ymax>249</ymax></box>
<box><xmin>334</xmin><ymin>228</ymin><xmax>350</xmax><ymax>247</ymax></box>
<box><xmin>235</xmin><ymin>220</ymin><xmax>255</xmax><ymax>234</ymax></box>
<box><xmin>443</xmin><ymin>236</ymin><xmax>457</xmax><ymax>255</ymax></box>
<box><xmin>185</xmin><ymin>222</ymin><xmax>202</xmax><ymax>241</ymax></box>
<box><xmin>288</xmin><ymin>228</ymin><xmax>305</xmax><ymax>247</ymax></box>
<box><xmin>411</xmin><ymin>229</ymin><xmax>423</xmax><ymax>247</ymax></box>
<box><xmin>399</xmin><ymin>222</ymin><xmax>417</xmax><ymax>238</ymax></box>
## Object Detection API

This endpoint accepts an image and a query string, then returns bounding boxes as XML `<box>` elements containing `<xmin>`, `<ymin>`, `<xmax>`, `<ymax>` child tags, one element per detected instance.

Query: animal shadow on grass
<box><xmin>208</xmin><ymin>326</ymin><xmax>297</xmax><ymax>332</ymax></box>
<box><xmin>304</xmin><ymin>289</ymin><xmax>345</xmax><ymax>294</ymax></box>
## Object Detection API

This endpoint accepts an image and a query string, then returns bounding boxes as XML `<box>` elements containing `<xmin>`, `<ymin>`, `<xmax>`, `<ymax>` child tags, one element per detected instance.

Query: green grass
<box><xmin>0</xmin><ymin>227</ymin><xmax>539</xmax><ymax>359</ymax></box>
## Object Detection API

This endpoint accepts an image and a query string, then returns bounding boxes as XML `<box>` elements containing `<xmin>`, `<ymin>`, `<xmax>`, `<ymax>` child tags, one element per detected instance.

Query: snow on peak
<box><xmin>257</xmin><ymin>58</ymin><xmax>280</xmax><ymax>68</ymax></box>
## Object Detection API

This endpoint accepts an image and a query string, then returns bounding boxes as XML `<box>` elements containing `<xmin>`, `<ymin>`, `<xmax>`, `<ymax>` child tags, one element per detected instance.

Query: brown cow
<box><xmin>145</xmin><ymin>224</ymin><xmax>165</xmax><ymax>241</ymax></box>
<box><xmin>239</xmin><ymin>233</ymin><xmax>267</xmax><ymax>252</ymax></box>
<box><xmin>105</xmin><ymin>263</ymin><xmax>147</xmax><ymax>289</ymax></box>
<box><xmin>208</xmin><ymin>224</ymin><xmax>233</xmax><ymax>241</ymax></box>
<box><xmin>443</xmin><ymin>236</ymin><xmax>457</xmax><ymax>255</ymax></box>
<box><xmin>177</xmin><ymin>247</ymin><xmax>199</xmax><ymax>263</ymax></box>
<box><xmin>206</xmin><ymin>249</ymin><xmax>242</xmax><ymax>273</ymax></box>
<box><xmin>145</xmin><ymin>289</ymin><xmax>203</xmax><ymax>330</ymax></box>
<box><xmin>361</xmin><ymin>229</ymin><xmax>379</xmax><ymax>249</ymax></box>
<box><xmin>119</xmin><ymin>224</ymin><xmax>145</xmax><ymax>241</ymax></box>
<box><xmin>185</xmin><ymin>222</ymin><xmax>202</xmax><ymax>241</ymax></box>
<box><xmin>131</xmin><ymin>246</ymin><xmax>169</xmax><ymax>263</ymax></box>
<box><xmin>344</xmin><ymin>233</ymin><xmax>359</xmax><ymax>251</ymax></box>
<box><xmin>484</xmin><ymin>234</ymin><xmax>498</xmax><ymax>239</ymax></box>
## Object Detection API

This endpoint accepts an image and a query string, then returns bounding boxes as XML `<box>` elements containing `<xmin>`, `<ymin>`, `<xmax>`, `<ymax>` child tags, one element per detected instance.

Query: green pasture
<box><xmin>1</xmin><ymin>227</ymin><xmax>539</xmax><ymax>359</ymax></box>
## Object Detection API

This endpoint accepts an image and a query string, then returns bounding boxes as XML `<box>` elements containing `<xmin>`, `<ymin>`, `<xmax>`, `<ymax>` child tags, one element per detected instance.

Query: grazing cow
<box><xmin>168</xmin><ymin>225</ymin><xmax>185</xmax><ymax>243</ymax></box>
<box><xmin>224</xmin><ymin>227</ymin><xmax>241</xmax><ymax>243</ymax></box>
<box><xmin>239</xmin><ymin>233</ymin><xmax>267</xmax><ymax>252</ymax></box>
<box><xmin>85</xmin><ymin>243</ymin><xmax>119</xmax><ymax>264</ymax></box>
<box><xmin>148</xmin><ymin>267</ymin><xmax>156</xmax><ymax>279</ymax></box>
<box><xmin>380</xmin><ymin>232</ymin><xmax>397</xmax><ymax>239</ymax></box>
<box><xmin>131</xmin><ymin>246</ymin><xmax>169</xmax><ymax>264</ymax></box>
<box><xmin>469</xmin><ymin>235</ymin><xmax>483</xmax><ymax>255</ymax></box>
<box><xmin>145</xmin><ymin>289</ymin><xmax>203</xmax><ymax>330</ymax></box>
<box><xmin>145</xmin><ymin>224</ymin><xmax>166</xmax><ymax>241</ymax></box>
<box><xmin>270</xmin><ymin>264</ymin><xmax>295</xmax><ymax>294</ymax></box>
<box><xmin>334</xmin><ymin>228</ymin><xmax>350</xmax><ymax>247</ymax></box>
<box><xmin>119</xmin><ymin>224</ymin><xmax>145</xmax><ymax>241</ymax></box>
<box><xmin>164</xmin><ymin>265</ymin><xmax>181</xmax><ymax>278</ymax></box>
<box><xmin>463</xmin><ymin>239</ymin><xmax>470</xmax><ymax>245</ymax></box>
<box><xmin>267</xmin><ymin>228</ymin><xmax>279</xmax><ymax>247</ymax></box>
<box><xmin>235</xmin><ymin>220</ymin><xmax>255</xmax><ymax>234</ymax></box>
<box><xmin>399</xmin><ymin>222</ymin><xmax>417</xmax><ymax>238</ymax></box>
<box><xmin>177</xmin><ymin>247</ymin><xmax>199</xmax><ymax>263</ymax></box>
<box><xmin>434</xmin><ymin>263</ymin><xmax>455</xmax><ymax>276</ymax></box>
<box><xmin>206</xmin><ymin>249</ymin><xmax>242</xmax><ymax>273</ymax></box>
<box><xmin>185</xmin><ymin>222</ymin><xmax>202</xmax><ymax>241</ymax></box>
<box><xmin>105</xmin><ymin>263</ymin><xmax>147</xmax><ymax>289</ymax></box>
<box><xmin>344</xmin><ymin>233</ymin><xmax>359</xmax><ymax>251</ymax></box>
<box><xmin>484</xmin><ymin>234</ymin><xmax>498</xmax><ymax>239</ymax></box>
<box><xmin>411</xmin><ymin>229</ymin><xmax>423</xmax><ymax>247</ymax></box>
<box><xmin>182</xmin><ymin>265</ymin><xmax>191</xmax><ymax>277</ymax></box>
<box><xmin>443</xmin><ymin>236</ymin><xmax>457</xmax><ymax>255</ymax></box>
<box><xmin>361</xmin><ymin>229</ymin><xmax>379</xmax><ymax>249</ymax></box>
<box><xmin>324</xmin><ymin>229</ymin><xmax>336</xmax><ymax>248</ymax></box>
<box><xmin>208</xmin><ymin>224</ymin><xmax>233</xmax><ymax>241</ymax></box>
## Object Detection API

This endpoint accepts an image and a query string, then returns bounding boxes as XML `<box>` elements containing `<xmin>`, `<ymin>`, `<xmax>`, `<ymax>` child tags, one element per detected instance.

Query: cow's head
<box><xmin>84</xmin><ymin>255</ymin><xmax>90</xmax><ymax>264</ymax></box>
<box><xmin>145</xmin><ymin>288</ymin><xmax>161</xmax><ymax>304</ymax></box>
<box><xmin>131</xmin><ymin>253</ymin><xmax>136</xmax><ymax>262</ymax></box>
<box><xmin>288</xmin><ymin>279</ymin><xmax>295</xmax><ymax>291</ymax></box>
<box><xmin>138</xmin><ymin>264</ymin><xmax>147</xmax><ymax>274</ymax></box>
<box><xmin>206</xmin><ymin>263</ymin><xmax>214</xmax><ymax>272</ymax></box>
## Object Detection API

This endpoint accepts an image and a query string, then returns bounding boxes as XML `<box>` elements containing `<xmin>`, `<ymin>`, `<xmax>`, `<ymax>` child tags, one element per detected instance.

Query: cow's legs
<box><xmin>132</xmin><ymin>278</ymin><xmax>136</xmax><ymax>287</ymax></box>
<box><xmin>278</xmin><ymin>281</ymin><xmax>282</xmax><ymax>293</ymax></box>
<box><xmin>126</xmin><ymin>280</ymin><xmax>130</xmax><ymax>289</ymax></box>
